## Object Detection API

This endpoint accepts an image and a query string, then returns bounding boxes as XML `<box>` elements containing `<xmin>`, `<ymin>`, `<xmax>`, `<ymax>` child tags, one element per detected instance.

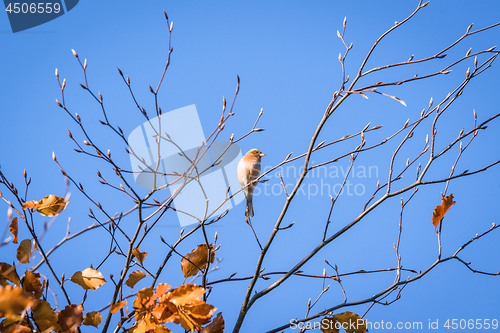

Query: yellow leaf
<box><xmin>9</xmin><ymin>217</ymin><xmax>18</xmax><ymax>244</ymax></box>
<box><xmin>181</xmin><ymin>244</ymin><xmax>215</xmax><ymax>278</ymax></box>
<box><xmin>132</xmin><ymin>248</ymin><xmax>147</xmax><ymax>264</ymax></box>
<box><xmin>83</xmin><ymin>311</ymin><xmax>102</xmax><ymax>327</ymax></box>
<box><xmin>58</xmin><ymin>304</ymin><xmax>84</xmax><ymax>333</ymax></box>
<box><xmin>16</xmin><ymin>239</ymin><xmax>32</xmax><ymax>264</ymax></box>
<box><xmin>201</xmin><ymin>312</ymin><xmax>224</xmax><ymax>333</ymax></box>
<box><xmin>125</xmin><ymin>271</ymin><xmax>146</xmax><ymax>288</ymax></box>
<box><xmin>70</xmin><ymin>267</ymin><xmax>106</xmax><ymax>290</ymax></box>
<box><xmin>0</xmin><ymin>286</ymin><xmax>34</xmax><ymax>319</ymax></box>
<box><xmin>0</xmin><ymin>263</ymin><xmax>20</xmax><ymax>286</ymax></box>
<box><xmin>33</xmin><ymin>299</ymin><xmax>60</xmax><ymax>332</ymax></box>
<box><xmin>110</xmin><ymin>299</ymin><xmax>127</xmax><ymax>315</ymax></box>
<box><xmin>23</xmin><ymin>195</ymin><xmax>69</xmax><ymax>217</ymax></box>
<box><xmin>22</xmin><ymin>270</ymin><xmax>43</xmax><ymax>299</ymax></box>
<box><xmin>432</xmin><ymin>194</ymin><xmax>456</xmax><ymax>228</ymax></box>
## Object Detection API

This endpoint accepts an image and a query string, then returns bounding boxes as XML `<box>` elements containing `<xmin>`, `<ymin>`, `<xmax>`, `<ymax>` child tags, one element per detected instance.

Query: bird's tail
<box><xmin>246</xmin><ymin>199</ymin><xmax>254</xmax><ymax>217</ymax></box>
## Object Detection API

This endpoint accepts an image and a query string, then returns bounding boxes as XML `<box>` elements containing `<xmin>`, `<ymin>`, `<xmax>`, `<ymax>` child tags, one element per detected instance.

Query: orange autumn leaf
<box><xmin>0</xmin><ymin>263</ymin><xmax>20</xmax><ymax>286</ymax></box>
<box><xmin>33</xmin><ymin>299</ymin><xmax>60</xmax><ymax>332</ymax></box>
<box><xmin>129</xmin><ymin>318</ymin><xmax>172</xmax><ymax>333</ymax></box>
<box><xmin>9</xmin><ymin>217</ymin><xmax>18</xmax><ymax>244</ymax></box>
<box><xmin>22</xmin><ymin>270</ymin><xmax>43</xmax><ymax>299</ymax></box>
<box><xmin>22</xmin><ymin>194</ymin><xmax>69</xmax><ymax>217</ymax></box>
<box><xmin>181</xmin><ymin>244</ymin><xmax>215</xmax><ymax>278</ymax></box>
<box><xmin>432</xmin><ymin>194</ymin><xmax>456</xmax><ymax>228</ymax></box>
<box><xmin>151</xmin><ymin>301</ymin><xmax>178</xmax><ymax>324</ymax></box>
<box><xmin>0</xmin><ymin>285</ymin><xmax>34</xmax><ymax>319</ymax></box>
<box><xmin>70</xmin><ymin>267</ymin><xmax>106</xmax><ymax>290</ymax></box>
<box><xmin>110</xmin><ymin>299</ymin><xmax>127</xmax><ymax>315</ymax></box>
<box><xmin>83</xmin><ymin>311</ymin><xmax>102</xmax><ymax>327</ymax></box>
<box><xmin>134</xmin><ymin>286</ymin><xmax>153</xmax><ymax>309</ymax></box>
<box><xmin>22</xmin><ymin>201</ymin><xmax>38</xmax><ymax>209</ymax></box>
<box><xmin>125</xmin><ymin>270</ymin><xmax>146</xmax><ymax>288</ymax></box>
<box><xmin>58</xmin><ymin>304</ymin><xmax>84</xmax><ymax>333</ymax></box>
<box><xmin>132</xmin><ymin>248</ymin><xmax>147</xmax><ymax>264</ymax></box>
<box><xmin>154</xmin><ymin>325</ymin><xmax>173</xmax><ymax>333</ymax></box>
<box><xmin>132</xmin><ymin>283</ymin><xmax>219</xmax><ymax>332</ymax></box>
<box><xmin>16</xmin><ymin>239</ymin><xmax>32</xmax><ymax>264</ymax></box>
<box><xmin>167</xmin><ymin>284</ymin><xmax>206</xmax><ymax>306</ymax></box>
<box><xmin>177</xmin><ymin>309</ymin><xmax>199</xmax><ymax>332</ymax></box>
<box><xmin>176</xmin><ymin>300</ymin><xmax>217</xmax><ymax>331</ymax></box>
<box><xmin>182</xmin><ymin>300</ymin><xmax>216</xmax><ymax>326</ymax></box>
<box><xmin>147</xmin><ymin>283</ymin><xmax>172</xmax><ymax>307</ymax></box>
<box><xmin>201</xmin><ymin>312</ymin><xmax>224</xmax><ymax>333</ymax></box>
<box><xmin>133</xmin><ymin>286</ymin><xmax>154</xmax><ymax>321</ymax></box>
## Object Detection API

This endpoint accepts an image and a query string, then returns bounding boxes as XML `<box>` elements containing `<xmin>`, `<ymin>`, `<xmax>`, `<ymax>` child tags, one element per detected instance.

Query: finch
<box><xmin>237</xmin><ymin>148</ymin><xmax>265</xmax><ymax>217</ymax></box>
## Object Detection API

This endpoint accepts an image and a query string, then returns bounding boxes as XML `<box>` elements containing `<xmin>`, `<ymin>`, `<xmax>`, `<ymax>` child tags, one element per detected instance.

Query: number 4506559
<box><xmin>444</xmin><ymin>319</ymin><xmax>498</xmax><ymax>330</ymax></box>
<box><xmin>5</xmin><ymin>3</ymin><xmax>61</xmax><ymax>14</ymax></box>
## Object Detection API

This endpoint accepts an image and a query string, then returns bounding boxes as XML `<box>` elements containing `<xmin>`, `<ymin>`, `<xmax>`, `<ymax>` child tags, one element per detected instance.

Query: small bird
<box><xmin>237</xmin><ymin>148</ymin><xmax>265</xmax><ymax>217</ymax></box>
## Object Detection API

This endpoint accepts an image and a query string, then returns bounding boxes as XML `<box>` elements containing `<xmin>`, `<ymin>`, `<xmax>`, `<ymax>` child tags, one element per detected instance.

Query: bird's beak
<box><xmin>259</xmin><ymin>153</ymin><xmax>266</xmax><ymax>157</ymax></box>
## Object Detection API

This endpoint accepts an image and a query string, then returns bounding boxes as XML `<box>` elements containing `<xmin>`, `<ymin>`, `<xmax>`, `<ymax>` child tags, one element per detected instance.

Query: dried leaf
<box><xmin>132</xmin><ymin>248</ymin><xmax>147</xmax><ymax>264</ymax></box>
<box><xmin>151</xmin><ymin>301</ymin><xmax>178</xmax><ymax>324</ymax></box>
<box><xmin>16</xmin><ymin>239</ymin><xmax>31</xmax><ymax>264</ymax></box>
<box><xmin>70</xmin><ymin>267</ymin><xmax>106</xmax><ymax>290</ymax></box>
<box><xmin>167</xmin><ymin>284</ymin><xmax>206</xmax><ymax>306</ymax></box>
<box><xmin>0</xmin><ymin>286</ymin><xmax>34</xmax><ymax>319</ymax></box>
<box><xmin>147</xmin><ymin>284</ymin><xmax>218</xmax><ymax>332</ymax></box>
<box><xmin>22</xmin><ymin>271</ymin><xmax>43</xmax><ymax>299</ymax></box>
<box><xmin>22</xmin><ymin>195</ymin><xmax>68</xmax><ymax>217</ymax></box>
<box><xmin>125</xmin><ymin>271</ymin><xmax>146</xmax><ymax>288</ymax></box>
<box><xmin>177</xmin><ymin>308</ymin><xmax>200</xmax><ymax>331</ymax></box>
<box><xmin>83</xmin><ymin>311</ymin><xmax>102</xmax><ymax>327</ymax></box>
<box><xmin>183</xmin><ymin>300</ymin><xmax>216</xmax><ymax>326</ymax></box>
<box><xmin>133</xmin><ymin>286</ymin><xmax>154</xmax><ymax>320</ymax></box>
<box><xmin>33</xmin><ymin>299</ymin><xmax>60</xmax><ymax>332</ymax></box>
<box><xmin>201</xmin><ymin>312</ymin><xmax>224</xmax><ymax>333</ymax></box>
<box><xmin>321</xmin><ymin>311</ymin><xmax>368</xmax><ymax>333</ymax></box>
<box><xmin>320</xmin><ymin>316</ymin><xmax>339</xmax><ymax>333</ymax></box>
<box><xmin>181</xmin><ymin>244</ymin><xmax>215</xmax><ymax>278</ymax></box>
<box><xmin>9</xmin><ymin>217</ymin><xmax>18</xmax><ymax>244</ymax></box>
<box><xmin>58</xmin><ymin>304</ymin><xmax>84</xmax><ymax>332</ymax></box>
<box><xmin>147</xmin><ymin>283</ymin><xmax>172</xmax><ymax>307</ymax></box>
<box><xmin>0</xmin><ymin>263</ymin><xmax>20</xmax><ymax>286</ymax></box>
<box><xmin>432</xmin><ymin>194</ymin><xmax>456</xmax><ymax>228</ymax></box>
<box><xmin>21</xmin><ymin>201</ymin><xmax>38</xmax><ymax>209</ymax></box>
<box><xmin>110</xmin><ymin>300</ymin><xmax>127</xmax><ymax>315</ymax></box>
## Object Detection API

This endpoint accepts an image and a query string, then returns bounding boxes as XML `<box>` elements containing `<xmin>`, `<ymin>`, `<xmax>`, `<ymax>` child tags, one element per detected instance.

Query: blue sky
<box><xmin>1</xmin><ymin>1</ymin><xmax>499</xmax><ymax>332</ymax></box>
